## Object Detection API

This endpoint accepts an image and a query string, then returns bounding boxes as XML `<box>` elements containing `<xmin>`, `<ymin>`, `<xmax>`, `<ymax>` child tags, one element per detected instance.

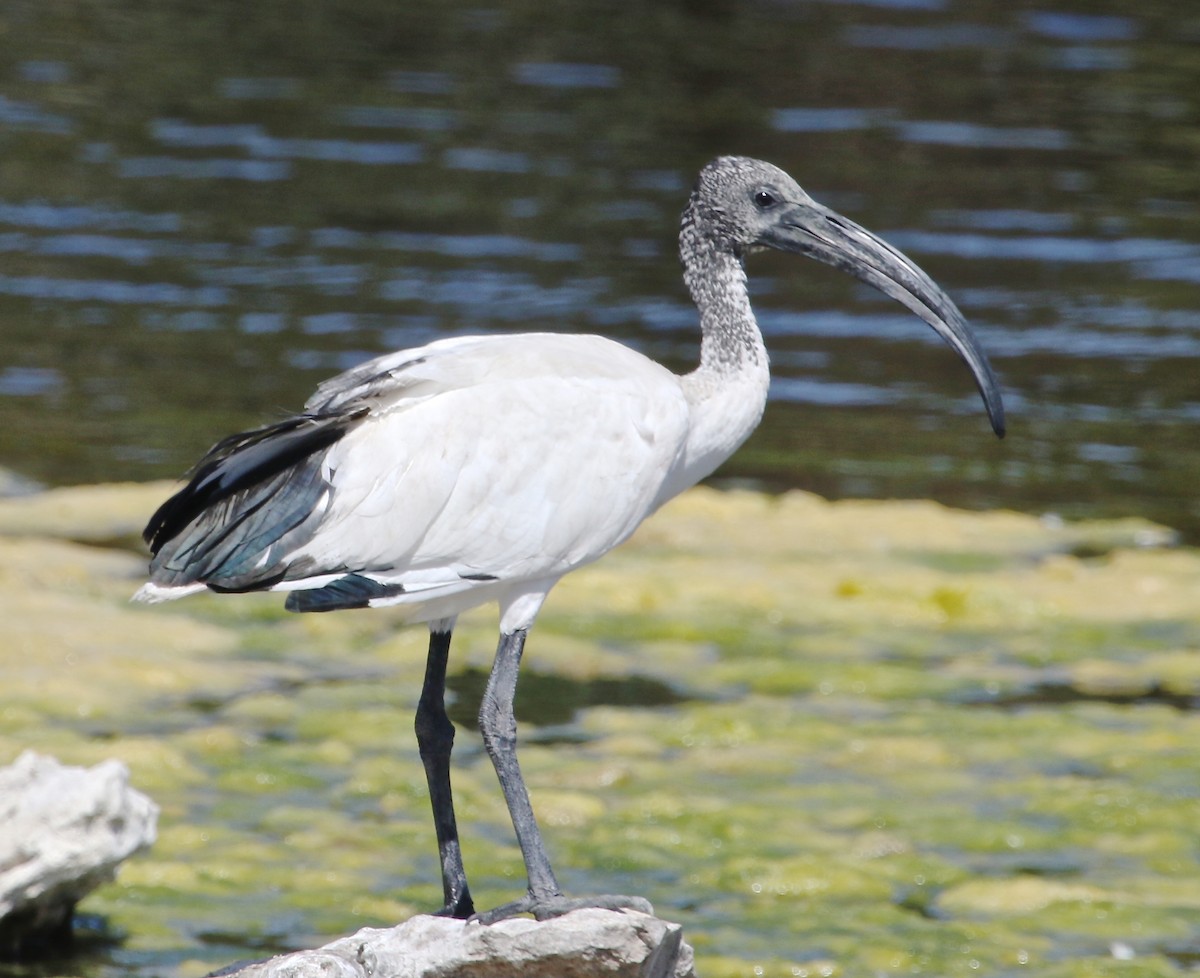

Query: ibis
<box><xmin>136</xmin><ymin>155</ymin><xmax>1005</xmax><ymax>923</ymax></box>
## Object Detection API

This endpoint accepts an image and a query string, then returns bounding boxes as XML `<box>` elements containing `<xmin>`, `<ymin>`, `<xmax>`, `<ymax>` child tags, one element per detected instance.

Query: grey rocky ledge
<box><xmin>0</xmin><ymin>751</ymin><xmax>159</xmax><ymax>957</ymax></box>
<box><xmin>219</xmin><ymin>907</ymin><xmax>694</xmax><ymax>978</ymax></box>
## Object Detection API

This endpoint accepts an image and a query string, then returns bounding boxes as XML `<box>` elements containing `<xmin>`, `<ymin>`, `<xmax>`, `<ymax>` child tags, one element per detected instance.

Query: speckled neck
<box><xmin>679</xmin><ymin>200</ymin><xmax>767</xmax><ymax>379</ymax></box>
<box><xmin>661</xmin><ymin>198</ymin><xmax>771</xmax><ymax>499</ymax></box>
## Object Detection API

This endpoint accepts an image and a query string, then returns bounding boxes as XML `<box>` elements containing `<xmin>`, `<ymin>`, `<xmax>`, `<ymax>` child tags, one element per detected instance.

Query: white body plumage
<box><xmin>135</xmin><ymin>329</ymin><xmax>769</xmax><ymax>633</ymax></box>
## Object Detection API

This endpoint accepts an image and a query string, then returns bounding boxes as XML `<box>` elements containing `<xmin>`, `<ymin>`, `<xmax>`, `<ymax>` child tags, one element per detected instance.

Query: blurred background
<box><xmin>1</xmin><ymin>0</ymin><xmax>1198</xmax><ymax>536</ymax></box>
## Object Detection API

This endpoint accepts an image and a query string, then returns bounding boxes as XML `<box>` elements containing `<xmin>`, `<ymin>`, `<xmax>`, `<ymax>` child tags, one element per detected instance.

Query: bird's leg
<box><xmin>415</xmin><ymin>626</ymin><xmax>474</xmax><ymax>918</ymax></box>
<box><xmin>472</xmin><ymin>628</ymin><xmax>653</xmax><ymax>924</ymax></box>
<box><xmin>476</xmin><ymin>629</ymin><xmax>560</xmax><ymax>906</ymax></box>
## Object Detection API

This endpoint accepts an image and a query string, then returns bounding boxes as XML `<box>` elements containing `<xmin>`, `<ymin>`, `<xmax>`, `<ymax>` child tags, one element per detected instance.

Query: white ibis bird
<box><xmin>136</xmin><ymin>156</ymin><xmax>1005</xmax><ymax>923</ymax></box>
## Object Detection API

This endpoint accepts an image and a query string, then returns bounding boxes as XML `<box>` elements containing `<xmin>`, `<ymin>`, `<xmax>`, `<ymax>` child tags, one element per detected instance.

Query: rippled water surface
<box><xmin>0</xmin><ymin>0</ymin><xmax>1197</xmax><ymax>538</ymax></box>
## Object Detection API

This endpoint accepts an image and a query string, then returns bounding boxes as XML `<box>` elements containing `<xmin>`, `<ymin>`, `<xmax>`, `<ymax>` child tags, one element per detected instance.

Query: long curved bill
<box><xmin>762</xmin><ymin>200</ymin><xmax>1005</xmax><ymax>438</ymax></box>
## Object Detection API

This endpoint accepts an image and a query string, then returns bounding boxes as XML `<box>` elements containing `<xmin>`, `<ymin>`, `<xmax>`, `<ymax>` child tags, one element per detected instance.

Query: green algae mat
<box><xmin>0</xmin><ymin>483</ymin><xmax>1197</xmax><ymax>977</ymax></box>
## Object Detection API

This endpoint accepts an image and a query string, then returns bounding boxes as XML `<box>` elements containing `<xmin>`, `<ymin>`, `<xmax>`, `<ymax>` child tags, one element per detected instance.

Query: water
<box><xmin>4</xmin><ymin>484</ymin><xmax>1197</xmax><ymax>978</ymax></box>
<box><xmin>3</xmin><ymin>4</ymin><xmax>1200</xmax><ymax>968</ymax></box>
<box><xmin>0</xmin><ymin>1</ymin><xmax>1196</xmax><ymax>539</ymax></box>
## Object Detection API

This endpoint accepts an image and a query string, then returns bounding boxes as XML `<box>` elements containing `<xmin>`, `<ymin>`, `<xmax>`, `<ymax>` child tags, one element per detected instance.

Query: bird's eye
<box><xmin>753</xmin><ymin>189</ymin><xmax>778</xmax><ymax>210</ymax></box>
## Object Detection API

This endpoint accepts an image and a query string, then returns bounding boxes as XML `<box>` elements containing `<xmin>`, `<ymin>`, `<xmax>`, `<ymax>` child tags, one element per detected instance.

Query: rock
<box><xmin>219</xmin><ymin>908</ymin><xmax>695</xmax><ymax>978</ymax></box>
<box><xmin>0</xmin><ymin>751</ymin><xmax>159</xmax><ymax>957</ymax></box>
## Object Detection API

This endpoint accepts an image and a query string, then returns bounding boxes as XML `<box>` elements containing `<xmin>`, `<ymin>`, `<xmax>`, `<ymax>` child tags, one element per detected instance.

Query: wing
<box><xmin>138</xmin><ymin>336</ymin><xmax>472</xmax><ymax>597</ymax></box>
<box><xmin>140</xmin><ymin>334</ymin><xmax>500</xmax><ymax>593</ymax></box>
<box><xmin>138</xmin><ymin>333</ymin><xmax>692</xmax><ymax>616</ymax></box>
<box><xmin>302</xmin><ymin>334</ymin><xmax>507</xmax><ymax>415</ymax></box>
<box><xmin>140</xmin><ymin>410</ymin><xmax>366</xmax><ymax>593</ymax></box>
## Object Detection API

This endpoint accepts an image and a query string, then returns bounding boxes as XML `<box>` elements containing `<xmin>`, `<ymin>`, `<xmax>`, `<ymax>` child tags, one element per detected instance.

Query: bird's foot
<box><xmin>470</xmin><ymin>892</ymin><xmax>653</xmax><ymax>925</ymax></box>
<box><xmin>431</xmin><ymin>892</ymin><xmax>475</xmax><ymax>919</ymax></box>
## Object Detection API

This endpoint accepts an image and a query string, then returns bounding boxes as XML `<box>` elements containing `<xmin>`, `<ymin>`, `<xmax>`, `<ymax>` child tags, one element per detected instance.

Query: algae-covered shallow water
<box><xmin>0</xmin><ymin>483</ymin><xmax>1197</xmax><ymax>977</ymax></box>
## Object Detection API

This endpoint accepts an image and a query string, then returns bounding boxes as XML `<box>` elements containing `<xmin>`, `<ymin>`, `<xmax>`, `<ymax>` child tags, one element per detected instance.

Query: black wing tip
<box><xmin>143</xmin><ymin>411</ymin><xmax>363</xmax><ymax>555</ymax></box>
<box><xmin>143</xmin><ymin>489</ymin><xmax>195</xmax><ymax>554</ymax></box>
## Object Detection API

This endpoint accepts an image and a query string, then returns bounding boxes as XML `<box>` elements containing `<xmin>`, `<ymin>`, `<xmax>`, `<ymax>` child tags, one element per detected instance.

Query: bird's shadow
<box><xmin>445</xmin><ymin>666</ymin><xmax>695</xmax><ymax>738</ymax></box>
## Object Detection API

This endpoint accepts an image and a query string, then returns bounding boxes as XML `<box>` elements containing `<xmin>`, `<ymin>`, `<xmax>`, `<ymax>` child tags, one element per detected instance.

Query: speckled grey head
<box><xmin>682</xmin><ymin>155</ymin><xmax>1006</xmax><ymax>437</ymax></box>
<box><xmin>685</xmin><ymin>156</ymin><xmax>814</xmax><ymax>257</ymax></box>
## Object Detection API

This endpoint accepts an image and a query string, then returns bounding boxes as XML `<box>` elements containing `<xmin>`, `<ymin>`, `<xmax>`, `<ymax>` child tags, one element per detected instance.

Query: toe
<box><xmin>471</xmin><ymin>893</ymin><xmax>653</xmax><ymax>924</ymax></box>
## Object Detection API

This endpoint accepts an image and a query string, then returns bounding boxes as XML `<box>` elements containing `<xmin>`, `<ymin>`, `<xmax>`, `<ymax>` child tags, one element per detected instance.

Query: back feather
<box><xmin>142</xmin><ymin>410</ymin><xmax>367</xmax><ymax>594</ymax></box>
<box><xmin>144</xmin><ymin>410</ymin><xmax>365</xmax><ymax>555</ymax></box>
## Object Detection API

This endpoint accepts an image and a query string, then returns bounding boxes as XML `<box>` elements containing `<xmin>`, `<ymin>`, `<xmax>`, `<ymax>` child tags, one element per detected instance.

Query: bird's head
<box><xmin>686</xmin><ymin>156</ymin><xmax>1006</xmax><ymax>438</ymax></box>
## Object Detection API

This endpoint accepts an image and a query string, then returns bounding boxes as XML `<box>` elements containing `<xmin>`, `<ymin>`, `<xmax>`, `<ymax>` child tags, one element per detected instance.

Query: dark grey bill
<box><xmin>761</xmin><ymin>200</ymin><xmax>1005</xmax><ymax>438</ymax></box>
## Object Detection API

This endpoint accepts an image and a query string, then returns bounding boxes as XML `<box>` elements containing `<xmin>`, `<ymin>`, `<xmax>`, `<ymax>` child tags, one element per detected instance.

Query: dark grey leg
<box><xmin>476</xmin><ymin>629</ymin><xmax>560</xmax><ymax>903</ymax></box>
<box><xmin>472</xmin><ymin>629</ymin><xmax>653</xmax><ymax>924</ymax></box>
<box><xmin>415</xmin><ymin>627</ymin><xmax>474</xmax><ymax>918</ymax></box>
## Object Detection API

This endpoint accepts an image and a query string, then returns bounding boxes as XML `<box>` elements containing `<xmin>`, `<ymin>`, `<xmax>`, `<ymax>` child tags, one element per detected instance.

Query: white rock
<box><xmin>224</xmin><ymin>908</ymin><xmax>695</xmax><ymax>978</ymax></box>
<box><xmin>0</xmin><ymin>751</ymin><xmax>158</xmax><ymax>950</ymax></box>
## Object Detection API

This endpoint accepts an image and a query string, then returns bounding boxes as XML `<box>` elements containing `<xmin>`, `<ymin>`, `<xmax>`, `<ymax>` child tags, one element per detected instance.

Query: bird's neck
<box><xmin>682</xmin><ymin>232</ymin><xmax>768</xmax><ymax>381</ymax></box>
<box><xmin>666</xmin><ymin>225</ymin><xmax>771</xmax><ymax>496</ymax></box>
